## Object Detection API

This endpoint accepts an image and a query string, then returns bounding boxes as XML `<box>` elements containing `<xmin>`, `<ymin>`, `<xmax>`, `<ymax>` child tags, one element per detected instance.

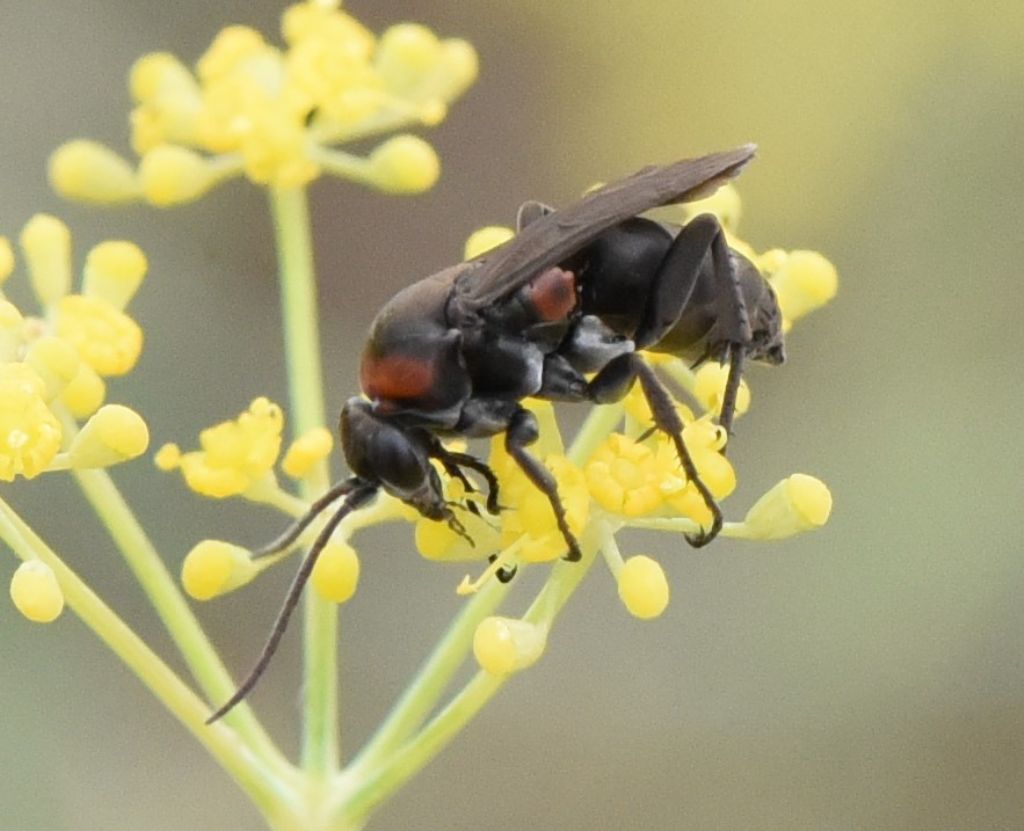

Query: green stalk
<box><xmin>347</xmin><ymin>573</ymin><xmax>512</xmax><ymax>776</ymax></box>
<box><xmin>268</xmin><ymin>185</ymin><xmax>337</xmax><ymax>776</ymax></box>
<box><xmin>0</xmin><ymin>499</ymin><xmax>295</xmax><ymax>825</ymax></box>
<box><xmin>60</xmin><ymin>416</ymin><xmax>289</xmax><ymax>777</ymax></box>
<box><xmin>339</xmin><ymin>673</ymin><xmax>504</xmax><ymax>827</ymax></box>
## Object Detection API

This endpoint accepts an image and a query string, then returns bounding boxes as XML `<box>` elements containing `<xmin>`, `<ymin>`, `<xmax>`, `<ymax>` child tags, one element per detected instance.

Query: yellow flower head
<box><xmin>54</xmin><ymin>295</ymin><xmax>143</xmax><ymax>377</ymax></box>
<box><xmin>50</xmin><ymin>4</ymin><xmax>479</xmax><ymax>204</ymax></box>
<box><xmin>157</xmin><ymin>397</ymin><xmax>284</xmax><ymax>498</ymax></box>
<box><xmin>3</xmin><ymin>215</ymin><xmax>148</xmax><ymax>416</ymax></box>
<box><xmin>586</xmin><ymin>432</ymin><xmax>681</xmax><ymax>518</ymax></box>
<box><xmin>0</xmin><ymin>363</ymin><xmax>62</xmax><ymax>481</ymax></box>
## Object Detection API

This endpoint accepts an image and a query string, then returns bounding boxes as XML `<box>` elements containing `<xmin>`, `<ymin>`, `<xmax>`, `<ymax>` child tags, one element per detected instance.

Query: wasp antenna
<box><xmin>206</xmin><ymin>483</ymin><xmax>378</xmax><ymax>724</ymax></box>
<box><xmin>250</xmin><ymin>477</ymin><xmax>362</xmax><ymax>558</ymax></box>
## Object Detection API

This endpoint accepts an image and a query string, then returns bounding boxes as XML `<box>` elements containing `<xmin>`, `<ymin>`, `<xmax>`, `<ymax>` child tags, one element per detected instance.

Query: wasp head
<box><xmin>746</xmin><ymin>278</ymin><xmax>786</xmax><ymax>366</ymax></box>
<box><xmin>340</xmin><ymin>397</ymin><xmax>452</xmax><ymax>522</ymax></box>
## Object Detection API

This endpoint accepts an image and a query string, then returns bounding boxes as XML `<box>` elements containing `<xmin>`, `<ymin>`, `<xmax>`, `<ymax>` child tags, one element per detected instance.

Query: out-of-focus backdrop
<box><xmin>1</xmin><ymin>2</ymin><xmax>1022</xmax><ymax>829</ymax></box>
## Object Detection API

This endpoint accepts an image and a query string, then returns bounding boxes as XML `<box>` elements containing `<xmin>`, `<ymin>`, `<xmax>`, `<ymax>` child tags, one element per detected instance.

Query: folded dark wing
<box><xmin>453</xmin><ymin>144</ymin><xmax>756</xmax><ymax>311</ymax></box>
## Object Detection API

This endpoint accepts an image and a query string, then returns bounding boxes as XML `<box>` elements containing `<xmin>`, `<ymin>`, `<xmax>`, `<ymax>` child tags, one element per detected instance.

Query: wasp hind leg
<box><xmin>588</xmin><ymin>353</ymin><xmax>723</xmax><ymax>547</ymax></box>
<box><xmin>632</xmin><ymin>213</ymin><xmax>752</xmax><ymax>439</ymax></box>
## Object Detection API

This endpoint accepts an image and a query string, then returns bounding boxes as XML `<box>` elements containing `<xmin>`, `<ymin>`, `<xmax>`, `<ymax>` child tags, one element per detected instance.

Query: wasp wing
<box><xmin>453</xmin><ymin>144</ymin><xmax>757</xmax><ymax>312</ymax></box>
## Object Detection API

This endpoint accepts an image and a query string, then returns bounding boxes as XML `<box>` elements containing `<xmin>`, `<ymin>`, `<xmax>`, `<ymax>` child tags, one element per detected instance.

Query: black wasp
<box><xmin>208</xmin><ymin>144</ymin><xmax>785</xmax><ymax>721</ymax></box>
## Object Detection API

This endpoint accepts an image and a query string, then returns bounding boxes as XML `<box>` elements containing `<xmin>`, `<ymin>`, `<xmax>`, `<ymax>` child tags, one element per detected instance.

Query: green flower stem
<box><xmin>339</xmin><ymin>673</ymin><xmax>504</xmax><ymax>827</ymax></box>
<box><xmin>57</xmin><ymin>414</ymin><xmax>289</xmax><ymax>778</ymax></box>
<box><xmin>0</xmin><ymin>499</ymin><xmax>293</xmax><ymax>823</ymax></box>
<box><xmin>336</xmin><ymin>405</ymin><xmax>623</xmax><ymax>822</ymax></box>
<box><xmin>347</xmin><ymin>573</ymin><xmax>512</xmax><ymax>776</ymax></box>
<box><xmin>309</xmin><ymin>148</ymin><xmax>377</xmax><ymax>188</ymax></box>
<box><xmin>268</xmin><ymin>185</ymin><xmax>337</xmax><ymax>776</ymax></box>
<box><xmin>310</xmin><ymin>104</ymin><xmax>422</xmax><ymax>145</ymax></box>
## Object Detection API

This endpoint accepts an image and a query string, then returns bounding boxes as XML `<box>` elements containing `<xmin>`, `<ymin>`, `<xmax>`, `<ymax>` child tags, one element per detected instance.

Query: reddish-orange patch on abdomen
<box><xmin>525</xmin><ymin>266</ymin><xmax>576</xmax><ymax>322</ymax></box>
<box><xmin>361</xmin><ymin>353</ymin><xmax>436</xmax><ymax>403</ymax></box>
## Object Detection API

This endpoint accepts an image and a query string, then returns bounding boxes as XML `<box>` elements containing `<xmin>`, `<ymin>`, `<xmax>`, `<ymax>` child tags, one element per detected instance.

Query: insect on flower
<box><xmin>208</xmin><ymin>144</ymin><xmax>785</xmax><ymax>721</ymax></box>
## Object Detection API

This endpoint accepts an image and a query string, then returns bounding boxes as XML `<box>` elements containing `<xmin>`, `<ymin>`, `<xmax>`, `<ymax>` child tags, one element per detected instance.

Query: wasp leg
<box><xmin>588</xmin><ymin>353</ymin><xmax>723</xmax><ymax>547</ymax></box>
<box><xmin>632</xmin><ymin>213</ymin><xmax>752</xmax><ymax>439</ymax></box>
<box><xmin>444</xmin><ymin>451</ymin><xmax>502</xmax><ymax>515</ymax></box>
<box><xmin>488</xmin><ymin>553</ymin><xmax>519</xmax><ymax>583</ymax></box>
<box><xmin>505</xmin><ymin>407</ymin><xmax>583</xmax><ymax>562</ymax></box>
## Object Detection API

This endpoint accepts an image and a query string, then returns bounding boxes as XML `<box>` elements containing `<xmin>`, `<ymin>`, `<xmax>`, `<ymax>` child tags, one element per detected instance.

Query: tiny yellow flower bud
<box><xmin>281</xmin><ymin>426</ymin><xmax>333</xmax><ymax>479</ymax></box>
<box><xmin>58</xmin><ymin>363</ymin><xmax>106</xmax><ymax>418</ymax></box>
<box><xmin>162</xmin><ymin>398</ymin><xmax>284</xmax><ymax>498</ymax></box>
<box><xmin>464</xmin><ymin>226</ymin><xmax>514</xmax><ymax>260</ymax></box>
<box><xmin>0</xmin><ymin>236</ymin><xmax>14</xmax><ymax>285</ymax></box>
<box><xmin>692</xmin><ymin>362</ymin><xmax>750</xmax><ymax>419</ymax></box>
<box><xmin>129</xmin><ymin>52</ymin><xmax>197</xmax><ymax>103</ymax></box>
<box><xmin>689</xmin><ymin>447</ymin><xmax>736</xmax><ymax>499</ymax></box>
<box><xmin>20</xmin><ymin>214</ymin><xmax>72</xmax><ymax>307</ymax></box>
<box><xmin>196</xmin><ymin>26</ymin><xmax>268</xmax><ymax>83</ymax></box>
<box><xmin>617</xmin><ymin>555</ymin><xmax>670</xmax><ymax>619</ymax></box>
<box><xmin>0</xmin><ymin>301</ymin><xmax>24</xmax><ymax>362</ymax></box>
<box><xmin>54</xmin><ymin>295</ymin><xmax>143</xmax><ymax>377</ymax></box>
<box><xmin>741</xmin><ymin>474</ymin><xmax>833</xmax><ymax>540</ymax></box>
<box><xmin>82</xmin><ymin>241</ymin><xmax>148</xmax><ymax>309</ymax></box>
<box><xmin>68</xmin><ymin>404</ymin><xmax>149</xmax><ymax>468</ymax></box>
<box><xmin>10</xmin><ymin>561</ymin><xmax>64</xmax><ymax>623</ymax></box>
<box><xmin>376</xmin><ymin>24</ymin><xmax>441</xmax><ymax>93</ymax></box>
<box><xmin>48</xmin><ymin>140</ymin><xmax>141</xmax><ymax>205</ymax></box>
<box><xmin>435</xmin><ymin>39</ymin><xmax>479</xmax><ymax>101</ymax></box>
<box><xmin>473</xmin><ymin>616</ymin><xmax>547</xmax><ymax>676</ymax></box>
<box><xmin>24</xmin><ymin>336</ymin><xmax>81</xmax><ymax>401</ymax></box>
<box><xmin>767</xmin><ymin>251</ymin><xmax>838</xmax><ymax>324</ymax></box>
<box><xmin>181</xmin><ymin>540</ymin><xmax>257</xmax><ymax>600</ymax></box>
<box><xmin>417</xmin><ymin>99</ymin><xmax>447</xmax><ymax>127</ymax></box>
<box><xmin>139</xmin><ymin>145</ymin><xmax>216</xmax><ymax>206</ymax></box>
<box><xmin>154</xmin><ymin>442</ymin><xmax>182</xmax><ymax>471</ymax></box>
<box><xmin>310</xmin><ymin>541</ymin><xmax>360</xmax><ymax>603</ymax></box>
<box><xmin>369</xmin><ymin>135</ymin><xmax>440</xmax><ymax>194</ymax></box>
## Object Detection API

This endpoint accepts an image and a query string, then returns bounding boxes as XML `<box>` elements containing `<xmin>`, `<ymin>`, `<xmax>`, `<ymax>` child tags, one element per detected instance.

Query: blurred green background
<box><xmin>1</xmin><ymin>1</ymin><xmax>1022</xmax><ymax>829</ymax></box>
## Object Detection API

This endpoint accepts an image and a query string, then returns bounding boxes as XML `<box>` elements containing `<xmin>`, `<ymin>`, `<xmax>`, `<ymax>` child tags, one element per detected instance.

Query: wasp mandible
<box><xmin>208</xmin><ymin>144</ymin><xmax>784</xmax><ymax>721</ymax></box>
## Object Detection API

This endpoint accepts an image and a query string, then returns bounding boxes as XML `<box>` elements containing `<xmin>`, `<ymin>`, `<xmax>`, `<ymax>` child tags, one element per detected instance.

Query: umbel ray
<box><xmin>207</xmin><ymin>143</ymin><xmax>785</xmax><ymax>722</ymax></box>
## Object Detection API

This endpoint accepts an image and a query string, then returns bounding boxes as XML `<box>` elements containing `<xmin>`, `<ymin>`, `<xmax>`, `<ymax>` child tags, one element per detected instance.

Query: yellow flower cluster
<box><xmin>158</xmin><ymin>398</ymin><xmax>368</xmax><ymax>604</ymax></box>
<box><xmin>156</xmin><ymin>397</ymin><xmax>286</xmax><ymax>499</ymax></box>
<box><xmin>49</xmin><ymin>2</ymin><xmax>478</xmax><ymax>205</ymax></box>
<box><xmin>0</xmin><ymin>217</ymin><xmax>150</xmax><ymax>485</ymax></box>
